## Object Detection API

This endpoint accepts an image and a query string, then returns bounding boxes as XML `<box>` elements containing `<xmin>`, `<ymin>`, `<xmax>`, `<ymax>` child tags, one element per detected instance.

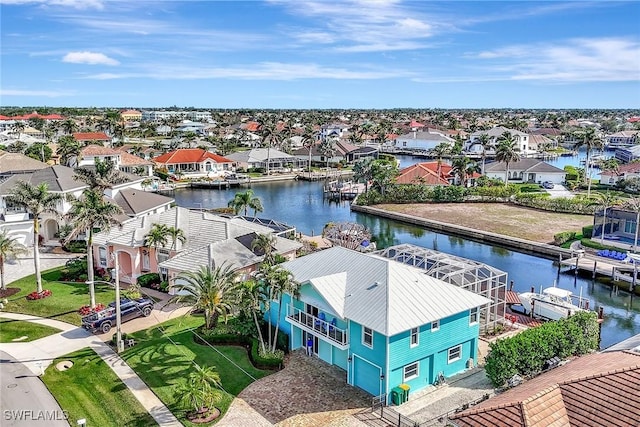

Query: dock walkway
<box><xmin>560</xmin><ymin>252</ymin><xmax>637</xmax><ymax>283</ymax></box>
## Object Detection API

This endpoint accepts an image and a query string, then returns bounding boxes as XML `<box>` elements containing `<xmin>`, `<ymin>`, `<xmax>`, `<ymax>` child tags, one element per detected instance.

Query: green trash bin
<box><xmin>391</xmin><ymin>387</ymin><xmax>403</xmax><ymax>405</ymax></box>
<box><xmin>399</xmin><ymin>383</ymin><xmax>410</xmax><ymax>402</ymax></box>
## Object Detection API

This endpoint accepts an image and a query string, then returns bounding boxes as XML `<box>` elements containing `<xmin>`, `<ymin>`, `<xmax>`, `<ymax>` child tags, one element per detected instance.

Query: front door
<box><xmin>303</xmin><ymin>331</ymin><xmax>318</xmax><ymax>356</ymax></box>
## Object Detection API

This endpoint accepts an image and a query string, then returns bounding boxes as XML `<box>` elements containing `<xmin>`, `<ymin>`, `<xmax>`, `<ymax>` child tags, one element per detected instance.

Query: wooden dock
<box><xmin>560</xmin><ymin>253</ymin><xmax>637</xmax><ymax>283</ymax></box>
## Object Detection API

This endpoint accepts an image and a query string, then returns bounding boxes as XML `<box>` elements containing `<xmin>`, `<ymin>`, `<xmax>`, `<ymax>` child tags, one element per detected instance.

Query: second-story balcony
<box><xmin>286</xmin><ymin>305</ymin><xmax>348</xmax><ymax>349</ymax></box>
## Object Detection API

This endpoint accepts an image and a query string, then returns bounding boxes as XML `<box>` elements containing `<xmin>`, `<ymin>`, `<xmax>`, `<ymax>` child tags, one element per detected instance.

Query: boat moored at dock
<box><xmin>517</xmin><ymin>286</ymin><xmax>591</xmax><ymax>321</ymax></box>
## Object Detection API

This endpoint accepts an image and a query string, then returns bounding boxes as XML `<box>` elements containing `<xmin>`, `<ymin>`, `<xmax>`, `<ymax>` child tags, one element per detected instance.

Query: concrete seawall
<box><xmin>351</xmin><ymin>204</ymin><xmax>574</xmax><ymax>260</ymax></box>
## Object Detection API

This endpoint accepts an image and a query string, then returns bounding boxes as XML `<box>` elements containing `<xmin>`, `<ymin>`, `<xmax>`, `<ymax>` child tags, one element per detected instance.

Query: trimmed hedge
<box><xmin>136</xmin><ymin>273</ymin><xmax>160</xmax><ymax>288</ymax></box>
<box><xmin>484</xmin><ymin>311</ymin><xmax>600</xmax><ymax>388</ymax></box>
<box><xmin>553</xmin><ymin>231</ymin><xmax>577</xmax><ymax>245</ymax></box>
<box><xmin>582</xmin><ymin>225</ymin><xmax>593</xmax><ymax>238</ymax></box>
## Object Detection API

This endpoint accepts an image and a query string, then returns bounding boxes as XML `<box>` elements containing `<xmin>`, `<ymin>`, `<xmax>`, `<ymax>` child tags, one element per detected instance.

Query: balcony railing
<box><xmin>286</xmin><ymin>305</ymin><xmax>348</xmax><ymax>348</ymax></box>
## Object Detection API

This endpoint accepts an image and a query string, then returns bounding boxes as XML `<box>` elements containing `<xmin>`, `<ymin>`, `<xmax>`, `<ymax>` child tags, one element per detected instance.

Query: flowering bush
<box><xmin>78</xmin><ymin>303</ymin><xmax>106</xmax><ymax>316</ymax></box>
<box><xmin>26</xmin><ymin>289</ymin><xmax>52</xmax><ymax>300</ymax></box>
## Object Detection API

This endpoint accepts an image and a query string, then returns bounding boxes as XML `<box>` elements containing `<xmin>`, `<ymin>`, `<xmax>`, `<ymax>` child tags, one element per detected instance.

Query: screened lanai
<box><xmin>376</xmin><ymin>244</ymin><xmax>507</xmax><ymax>332</ymax></box>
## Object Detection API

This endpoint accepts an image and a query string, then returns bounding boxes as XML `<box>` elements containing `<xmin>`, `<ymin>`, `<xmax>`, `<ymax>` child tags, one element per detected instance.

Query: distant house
<box><xmin>92</xmin><ymin>207</ymin><xmax>301</xmax><ymax>285</ymax></box>
<box><xmin>73</xmin><ymin>132</ymin><xmax>112</xmax><ymax>146</ymax></box>
<box><xmin>0</xmin><ymin>150</ymin><xmax>48</xmax><ymax>176</ymax></box>
<box><xmin>450</xmin><ymin>350</ymin><xmax>640</xmax><ymax>427</ymax></box>
<box><xmin>225</xmin><ymin>148</ymin><xmax>308</xmax><ymax>172</ymax></box>
<box><xmin>118</xmin><ymin>151</ymin><xmax>154</xmax><ymax>177</ymax></box>
<box><xmin>267</xmin><ymin>246</ymin><xmax>490</xmax><ymax>399</ymax></box>
<box><xmin>599</xmin><ymin>163</ymin><xmax>640</xmax><ymax>186</ymax></box>
<box><xmin>77</xmin><ymin>145</ymin><xmax>122</xmax><ymax>169</ymax></box>
<box><xmin>293</xmin><ymin>140</ymin><xmax>378</xmax><ymax>165</ymax></box>
<box><xmin>320</xmin><ymin>123</ymin><xmax>350</xmax><ymax>141</ymax></box>
<box><xmin>393</xmin><ymin>130</ymin><xmax>455</xmax><ymax>151</ymax></box>
<box><xmin>484</xmin><ymin>159</ymin><xmax>566</xmax><ymax>185</ymax></box>
<box><xmin>152</xmin><ymin>148</ymin><xmax>233</xmax><ymax>178</ymax></box>
<box><xmin>120</xmin><ymin>110</ymin><xmax>142</xmax><ymax>122</ymax></box>
<box><xmin>615</xmin><ymin>145</ymin><xmax>640</xmax><ymax>164</ymax></box>
<box><xmin>605</xmin><ymin>131</ymin><xmax>639</xmax><ymax>149</ymax></box>
<box><xmin>466</xmin><ymin>127</ymin><xmax>531</xmax><ymax>156</ymax></box>
<box><xmin>396</xmin><ymin>162</ymin><xmax>452</xmax><ymax>185</ymax></box>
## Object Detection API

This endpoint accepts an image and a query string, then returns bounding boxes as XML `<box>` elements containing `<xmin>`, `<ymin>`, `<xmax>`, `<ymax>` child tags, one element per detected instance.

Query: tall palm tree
<box><xmin>169</xmin><ymin>264</ymin><xmax>239</xmax><ymax>329</ymax></box>
<box><xmin>237</xmin><ymin>279</ymin><xmax>268</xmax><ymax>353</ymax></box>
<box><xmin>318</xmin><ymin>137</ymin><xmax>337</xmax><ymax>176</ymax></box>
<box><xmin>574</xmin><ymin>127</ymin><xmax>604</xmax><ymax>197</ymax></box>
<box><xmin>431</xmin><ymin>142</ymin><xmax>452</xmax><ymax>179</ymax></box>
<box><xmin>591</xmin><ymin>192</ymin><xmax>622</xmax><ymax>245</ymax></box>
<box><xmin>167</xmin><ymin>226</ymin><xmax>187</xmax><ymax>251</ymax></box>
<box><xmin>66</xmin><ymin>189</ymin><xmax>123</xmax><ymax>307</ymax></box>
<box><xmin>495</xmin><ymin>132</ymin><xmax>521</xmax><ymax>187</ymax></box>
<box><xmin>451</xmin><ymin>156</ymin><xmax>473</xmax><ymax>186</ymax></box>
<box><xmin>145</xmin><ymin>223</ymin><xmax>170</xmax><ymax>267</ymax></box>
<box><xmin>56</xmin><ymin>135</ymin><xmax>82</xmax><ymax>167</ymax></box>
<box><xmin>263</xmin><ymin>265</ymin><xmax>294</xmax><ymax>352</ymax></box>
<box><xmin>0</xmin><ymin>230</ymin><xmax>28</xmax><ymax>290</ymax></box>
<box><xmin>301</xmin><ymin>126</ymin><xmax>316</xmax><ymax>173</ymax></box>
<box><xmin>259</xmin><ymin>120</ymin><xmax>279</xmax><ymax>175</ymax></box>
<box><xmin>228</xmin><ymin>189</ymin><xmax>263</xmax><ymax>217</ymax></box>
<box><xmin>251</xmin><ymin>233</ymin><xmax>276</xmax><ymax>266</ymax></box>
<box><xmin>353</xmin><ymin>158</ymin><xmax>374</xmax><ymax>193</ymax></box>
<box><xmin>477</xmin><ymin>133</ymin><xmax>491</xmax><ymax>175</ymax></box>
<box><xmin>74</xmin><ymin>158</ymin><xmax>128</xmax><ymax>192</ymax></box>
<box><xmin>6</xmin><ymin>182</ymin><xmax>62</xmax><ymax>293</ymax></box>
<box><xmin>61</xmin><ymin>118</ymin><xmax>78</xmax><ymax>135</ymax></box>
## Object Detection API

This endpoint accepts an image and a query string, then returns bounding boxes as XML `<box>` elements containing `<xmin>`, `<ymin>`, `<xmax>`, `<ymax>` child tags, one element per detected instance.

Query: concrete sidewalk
<box><xmin>0</xmin><ymin>313</ymin><xmax>182</xmax><ymax>427</ymax></box>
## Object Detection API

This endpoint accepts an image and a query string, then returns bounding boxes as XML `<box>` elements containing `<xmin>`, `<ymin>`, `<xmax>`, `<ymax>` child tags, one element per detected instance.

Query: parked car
<box><xmin>81</xmin><ymin>297</ymin><xmax>153</xmax><ymax>333</ymax></box>
<box><xmin>542</xmin><ymin>181</ymin><xmax>555</xmax><ymax>189</ymax></box>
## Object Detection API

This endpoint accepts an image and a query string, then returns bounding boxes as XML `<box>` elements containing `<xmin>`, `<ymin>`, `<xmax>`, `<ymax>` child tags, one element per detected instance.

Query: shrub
<box><xmin>63</xmin><ymin>240</ymin><xmax>87</xmax><ymax>253</ymax></box>
<box><xmin>26</xmin><ymin>289</ymin><xmax>52</xmax><ymax>300</ymax></box>
<box><xmin>60</xmin><ymin>257</ymin><xmax>88</xmax><ymax>281</ymax></box>
<box><xmin>137</xmin><ymin>273</ymin><xmax>161</xmax><ymax>288</ymax></box>
<box><xmin>78</xmin><ymin>303</ymin><xmax>106</xmax><ymax>316</ymax></box>
<box><xmin>582</xmin><ymin>225</ymin><xmax>593</xmax><ymax>238</ymax></box>
<box><xmin>553</xmin><ymin>231</ymin><xmax>577</xmax><ymax>245</ymax></box>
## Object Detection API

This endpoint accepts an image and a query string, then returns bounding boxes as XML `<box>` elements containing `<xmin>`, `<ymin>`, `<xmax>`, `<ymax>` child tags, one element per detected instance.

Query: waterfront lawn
<box><xmin>42</xmin><ymin>347</ymin><xmax>157</xmax><ymax>427</ymax></box>
<box><xmin>123</xmin><ymin>316</ymin><xmax>271</xmax><ymax>426</ymax></box>
<box><xmin>3</xmin><ymin>269</ymin><xmax>115</xmax><ymax>325</ymax></box>
<box><xmin>0</xmin><ymin>319</ymin><xmax>61</xmax><ymax>342</ymax></box>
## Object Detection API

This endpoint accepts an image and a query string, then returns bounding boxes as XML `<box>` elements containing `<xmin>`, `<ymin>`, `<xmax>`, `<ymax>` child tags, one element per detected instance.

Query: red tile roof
<box><xmin>73</xmin><ymin>132</ymin><xmax>111</xmax><ymax>141</ymax></box>
<box><xmin>81</xmin><ymin>144</ymin><xmax>120</xmax><ymax>156</ymax></box>
<box><xmin>396</xmin><ymin>162</ymin><xmax>451</xmax><ymax>185</ymax></box>
<box><xmin>451</xmin><ymin>351</ymin><xmax>640</xmax><ymax>427</ymax></box>
<box><xmin>119</xmin><ymin>151</ymin><xmax>152</xmax><ymax>166</ymax></box>
<box><xmin>152</xmin><ymin>148</ymin><xmax>232</xmax><ymax>165</ymax></box>
<box><xmin>410</xmin><ymin>120</ymin><xmax>425</xmax><ymax>128</ymax></box>
<box><xmin>244</xmin><ymin>121</ymin><xmax>260</xmax><ymax>132</ymax></box>
<box><xmin>0</xmin><ymin>112</ymin><xmax>64</xmax><ymax>121</ymax></box>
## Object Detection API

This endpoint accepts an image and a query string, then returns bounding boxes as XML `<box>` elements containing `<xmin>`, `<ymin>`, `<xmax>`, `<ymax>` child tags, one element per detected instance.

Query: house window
<box><xmin>470</xmin><ymin>307</ymin><xmax>479</xmax><ymax>325</ymax></box>
<box><xmin>448</xmin><ymin>345</ymin><xmax>462</xmax><ymax>363</ymax></box>
<box><xmin>403</xmin><ymin>362</ymin><xmax>419</xmax><ymax>382</ymax></box>
<box><xmin>141</xmin><ymin>249</ymin><xmax>150</xmax><ymax>272</ymax></box>
<box><xmin>98</xmin><ymin>247</ymin><xmax>107</xmax><ymax>267</ymax></box>
<box><xmin>625</xmin><ymin>221</ymin><xmax>637</xmax><ymax>234</ymax></box>
<box><xmin>362</xmin><ymin>327</ymin><xmax>373</xmax><ymax>348</ymax></box>
<box><xmin>410</xmin><ymin>327</ymin><xmax>419</xmax><ymax>347</ymax></box>
<box><xmin>157</xmin><ymin>248</ymin><xmax>170</xmax><ymax>264</ymax></box>
<box><xmin>431</xmin><ymin>320</ymin><xmax>440</xmax><ymax>332</ymax></box>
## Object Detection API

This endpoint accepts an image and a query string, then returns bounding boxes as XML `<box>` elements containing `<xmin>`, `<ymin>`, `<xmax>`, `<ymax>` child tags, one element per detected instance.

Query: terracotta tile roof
<box><xmin>81</xmin><ymin>144</ymin><xmax>120</xmax><ymax>156</ymax></box>
<box><xmin>73</xmin><ymin>132</ymin><xmax>111</xmax><ymax>141</ymax></box>
<box><xmin>152</xmin><ymin>148</ymin><xmax>232</xmax><ymax>165</ymax></box>
<box><xmin>451</xmin><ymin>351</ymin><xmax>640</xmax><ymax>427</ymax></box>
<box><xmin>244</xmin><ymin>121</ymin><xmax>260</xmax><ymax>132</ymax></box>
<box><xmin>0</xmin><ymin>112</ymin><xmax>64</xmax><ymax>121</ymax></box>
<box><xmin>119</xmin><ymin>151</ymin><xmax>152</xmax><ymax>166</ymax></box>
<box><xmin>410</xmin><ymin>120</ymin><xmax>425</xmax><ymax>128</ymax></box>
<box><xmin>396</xmin><ymin>162</ymin><xmax>451</xmax><ymax>185</ymax></box>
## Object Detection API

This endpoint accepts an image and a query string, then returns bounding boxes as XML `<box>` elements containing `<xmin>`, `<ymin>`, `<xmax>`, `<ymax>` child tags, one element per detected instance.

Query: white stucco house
<box><xmin>484</xmin><ymin>159</ymin><xmax>566</xmax><ymax>185</ymax></box>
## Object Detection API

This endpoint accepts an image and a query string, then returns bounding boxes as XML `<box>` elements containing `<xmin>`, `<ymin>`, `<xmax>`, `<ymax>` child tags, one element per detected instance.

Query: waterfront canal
<box><xmin>173</xmin><ymin>157</ymin><xmax>638</xmax><ymax>349</ymax></box>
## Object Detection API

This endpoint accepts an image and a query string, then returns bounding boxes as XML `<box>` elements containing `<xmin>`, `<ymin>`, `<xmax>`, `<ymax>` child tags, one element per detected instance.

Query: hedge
<box><xmin>136</xmin><ymin>273</ymin><xmax>161</xmax><ymax>288</ymax></box>
<box><xmin>194</xmin><ymin>330</ymin><xmax>286</xmax><ymax>370</ymax></box>
<box><xmin>484</xmin><ymin>311</ymin><xmax>600</xmax><ymax>388</ymax></box>
<box><xmin>553</xmin><ymin>231</ymin><xmax>577</xmax><ymax>245</ymax></box>
<box><xmin>582</xmin><ymin>225</ymin><xmax>593</xmax><ymax>238</ymax></box>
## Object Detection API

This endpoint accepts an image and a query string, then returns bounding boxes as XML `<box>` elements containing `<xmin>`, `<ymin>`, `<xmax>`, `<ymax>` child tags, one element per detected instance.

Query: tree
<box><xmin>301</xmin><ymin>126</ymin><xmax>316</xmax><ymax>172</ymax></box>
<box><xmin>169</xmin><ymin>264</ymin><xmax>239</xmax><ymax>329</ymax></box>
<box><xmin>145</xmin><ymin>223</ymin><xmax>170</xmax><ymax>266</ymax></box>
<box><xmin>495</xmin><ymin>132</ymin><xmax>521</xmax><ymax>186</ymax></box>
<box><xmin>259</xmin><ymin>120</ymin><xmax>279</xmax><ymax>175</ymax></box>
<box><xmin>167</xmin><ymin>226</ymin><xmax>187</xmax><ymax>251</ymax></box>
<box><xmin>56</xmin><ymin>135</ymin><xmax>82</xmax><ymax>167</ymax></box>
<box><xmin>451</xmin><ymin>156</ymin><xmax>476</xmax><ymax>186</ymax></box>
<box><xmin>174</xmin><ymin>364</ymin><xmax>223</xmax><ymax>414</ymax></box>
<box><xmin>477</xmin><ymin>133</ymin><xmax>492</xmax><ymax>175</ymax></box>
<box><xmin>6</xmin><ymin>182</ymin><xmax>62</xmax><ymax>293</ymax></box>
<box><xmin>431</xmin><ymin>142</ymin><xmax>452</xmax><ymax>179</ymax></box>
<box><xmin>237</xmin><ymin>279</ymin><xmax>268</xmax><ymax>353</ymax></box>
<box><xmin>61</xmin><ymin>118</ymin><xmax>78</xmax><ymax>135</ymax></box>
<box><xmin>353</xmin><ymin>158</ymin><xmax>374</xmax><ymax>193</ymax></box>
<box><xmin>24</xmin><ymin>143</ymin><xmax>53</xmax><ymax>163</ymax></box>
<box><xmin>227</xmin><ymin>189</ymin><xmax>263</xmax><ymax>216</ymax></box>
<box><xmin>318</xmin><ymin>137</ymin><xmax>337</xmax><ymax>175</ymax></box>
<box><xmin>251</xmin><ymin>233</ymin><xmax>276</xmax><ymax>266</ymax></box>
<box><xmin>0</xmin><ymin>230</ymin><xmax>28</xmax><ymax>290</ymax></box>
<box><xmin>66</xmin><ymin>189</ymin><xmax>123</xmax><ymax>307</ymax></box>
<box><xmin>11</xmin><ymin>121</ymin><xmax>25</xmax><ymax>139</ymax></box>
<box><xmin>256</xmin><ymin>263</ymin><xmax>295</xmax><ymax>352</ymax></box>
<box><xmin>574</xmin><ymin>127</ymin><xmax>604</xmax><ymax>197</ymax></box>
<box><xmin>591</xmin><ymin>192</ymin><xmax>622</xmax><ymax>245</ymax></box>
<box><xmin>370</xmin><ymin>158</ymin><xmax>399</xmax><ymax>195</ymax></box>
<box><xmin>74</xmin><ymin>158</ymin><xmax>128</xmax><ymax>192</ymax></box>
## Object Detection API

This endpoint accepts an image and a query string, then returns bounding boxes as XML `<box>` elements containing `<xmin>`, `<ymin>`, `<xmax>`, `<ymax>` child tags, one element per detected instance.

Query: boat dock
<box><xmin>559</xmin><ymin>250</ymin><xmax>638</xmax><ymax>287</ymax></box>
<box><xmin>189</xmin><ymin>177</ymin><xmax>251</xmax><ymax>189</ymax></box>
<box><xmin>323</xmin><ymin>180</ymin><xmax>366</xmax><ymax>200</ymax></box>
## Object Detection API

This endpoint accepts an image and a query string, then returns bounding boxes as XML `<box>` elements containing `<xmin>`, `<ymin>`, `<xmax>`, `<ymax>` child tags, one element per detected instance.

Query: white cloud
<box><xmin>62</xmin><ymin>51</ymin><xmax>119</xmax><ymax>66</ymax></box>
<box><xmin>0</xmin><ymin>0</ymin><xmax>104</xmax><ymax>10</ymax></box>
<box><xmin>0</xmin><ymin>89</ymin><xmax>73</xmax><ymax>97</ymax></box>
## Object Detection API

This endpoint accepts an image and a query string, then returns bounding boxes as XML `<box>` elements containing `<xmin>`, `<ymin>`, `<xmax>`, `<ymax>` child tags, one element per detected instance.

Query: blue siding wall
<box><xmin>318</xmin><ymin>340</ymin><xmax>332</xmax><ymax>363</ymax></box>
<box><xmin>349</xmin><ymin>321</ymin><xmax>387</xmax><ymax>396</ymax></box>
<box><xmin>333</xmin><ymin>347</ymin><xmax>348</xmax><ymax>370</ymax></box>
<box><xmin>387</xmin><ymin>310</ymin><xmax>479</xmax><ymax>396</ymax></box>
<box><xmin>265</xmin><ymin>293</ymin><xmax>294</xmax><ymax>336</ymax></box>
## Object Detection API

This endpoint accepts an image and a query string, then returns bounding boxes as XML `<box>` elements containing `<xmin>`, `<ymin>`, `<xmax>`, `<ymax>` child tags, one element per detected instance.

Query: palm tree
<box><xmin>227</xmin><ymin>189</ymin><xmax>263</xmax><ymax>216</ymax></box>
<box><xmin>477</xmin><ymin>133</ymin><xmax>491</xmax><ymax>175</ymax></box>
<box><xmin>0</xmin><ymin>230</ymin><xmax>28</xmax><ymax>290</ymax></box>
<box><xmin>301</xmin><ymin>126</ymin><xmax>316</xmax><ymax>173</ymax></box>
<box><xmin>74</xmin><ymin>158</ymin><xmax>128</xmax><ymax>192</ymax></box>
<box><xmin>431</xmin><ymin>142</ymin><xmax>452</xmax><ymax>179</ymax></box>
<box><xmin>251</xmin><ymin>233</ymin><xmax>276</xmax><ymax>266</ymax></box>
<box><xmin>145</xmin><ymin>223</ymin><xmax>170</xmax><ymax>267</ymax></box>
<box><xmin>574</xmin><ymin>127</ymin><xmax>604</xmax><ymax>197</ymax></box>
<box><xmin>61</xmin><ymin>118</ymin><xmax>78</xmax><ymax>135</ymax></box>
<box><xmin>451</xmin><ymin>156</ymin><xmax>473</xmax><ymax>186</ymax></box>
<box><xmin>56</xmin><ymin>135</ymin><xmax>82</xmax><ymax>167</ymax></box>
<box><xmin>624</xmin><ymin>197</ymin><xmax>640</xmax><ymax>253</ymax></box>
<box><xmin>263</xmin><ymin>265</ymin><xmax>294</xmax><ymax>352</ymax></box>
<box><xmin>495</xmin><ymin>132</ymin><xmax>521</xmax><ymax>186</ymax></box>
<box><xmin>318</xmin><ymin>137</ymin><xmax>337</xmax><ymax>176</ymax></box>
<box><xmin>66</xmin><ymin>189</ymin><xmax>123</xmax><ymax>307</ymax></box>
<box><xmin>236</xmin><ymin>279</ymin><xmax>268</xmax><ymax>353</ymax></box>
<box><xmin>167</xmin><ymin>226</ymin><xmax>187</xmax><ymax>251</ymax></box>
<box><xmin>6</xmin><ymin>182</ymin><xmax>62</xmax><ymax>293</ymax></box>
<box><xmin>11</xmin><ymin>122</ymin><xmax>25</xmax><ymax>139</ymax></box>
<box><xmin>259</xmin><ymin>120</ymin><xmax>279</xmax><ymax>175</ymax></box>
<box><xmin>169</xmin><ymin>264</ymin><xmax>239</xmax><ymax>329</ymax></box>
<box><xmin>591</xmin><ymin>192</ymin><xmax>622</xmax><ymax>245</ymax></box>
<box><xmin>353</xmin><ymin>158</ymin><xmax>374</xmax><ymax>193</ymax></box>
<box><xmin>174</xmin><ymin>364</ymin><xmax>223</xmax><ymax>414</ymax></box>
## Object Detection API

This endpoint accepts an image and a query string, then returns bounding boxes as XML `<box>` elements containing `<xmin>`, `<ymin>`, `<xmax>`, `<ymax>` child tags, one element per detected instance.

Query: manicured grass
<box><xmin>42</xmin><ymin>347</ymin><xmax>157</xmax><ymax>427</ymax></box>
<box><xmin>123</xmin><ymin>316</ymin><xmax>272</xmax><ymax>426</ymax></box>
<box><xmin>4</xmin><ymin>269</ymin><xmax>116</xmax><ymax>325</ymax></box>
<box><xmin>0</xmin><ymin>318</ymin><xmax>61</xmax><ymax>342</ymax></box>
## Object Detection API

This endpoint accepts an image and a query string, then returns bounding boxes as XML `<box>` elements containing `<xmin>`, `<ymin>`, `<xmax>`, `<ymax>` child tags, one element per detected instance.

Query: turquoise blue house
<box><xmin>267</xmin><ymin>246</ymin><xmax>491</xmax><ymax>401</ymax></box>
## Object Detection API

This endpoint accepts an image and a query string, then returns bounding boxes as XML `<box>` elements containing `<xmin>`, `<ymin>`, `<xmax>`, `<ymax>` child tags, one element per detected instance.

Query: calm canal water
<box><xmin>173</xmin><ymin>151</ymin><xmax>638</xmax><ymax>348</ymax></box>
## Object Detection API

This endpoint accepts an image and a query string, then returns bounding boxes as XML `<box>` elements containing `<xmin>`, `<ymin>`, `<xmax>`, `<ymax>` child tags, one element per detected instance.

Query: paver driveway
<box><xmin>220</xmin><ymin>350</ymin><xmax>371</xmax><ymax>426</ymax></box>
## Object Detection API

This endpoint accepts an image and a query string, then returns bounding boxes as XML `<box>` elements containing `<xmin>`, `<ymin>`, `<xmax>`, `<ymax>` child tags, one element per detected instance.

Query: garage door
<box><xmin>354</xmin><ymin>356</ymin><xmax>380</xmax><ymax>396</ymax></box>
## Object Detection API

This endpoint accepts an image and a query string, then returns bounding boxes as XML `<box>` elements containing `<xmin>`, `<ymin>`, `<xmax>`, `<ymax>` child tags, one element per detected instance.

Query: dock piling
<box><xmin>592</xmin><ymin>261</ymin><xmax>597</xmax><ymax>279</ymax></box>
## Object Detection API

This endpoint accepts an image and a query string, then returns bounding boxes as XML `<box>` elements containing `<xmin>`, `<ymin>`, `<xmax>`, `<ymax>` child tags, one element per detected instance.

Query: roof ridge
<box><xmin>558</xmin><ymin>363</ymin><xmax>640</xmax><ymax>385</ymax></box>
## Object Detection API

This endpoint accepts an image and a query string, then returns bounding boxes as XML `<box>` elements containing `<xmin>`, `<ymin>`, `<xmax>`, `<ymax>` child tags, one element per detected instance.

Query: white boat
<box><xmin>517</xmin><ymin>286</ymin><xmax>589</xmax><ymax>321</ymax></box>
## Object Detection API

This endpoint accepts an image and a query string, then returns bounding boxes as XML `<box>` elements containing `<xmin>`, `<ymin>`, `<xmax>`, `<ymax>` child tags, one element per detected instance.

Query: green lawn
<box><xmin>0</xmin><ymin>318</ymin><xmax>61</xmax><ymax>342</ymax></box>
<box><xmin>42</xmin><ymin>348</ymin><xmax>157</xmax><ymax>427</ymax></box>
<box><xmin>123</xmin><ymin>316</ymin><xmax>272</xmax><ymax>426</ymax></box>
<box><xmin>4</xmin><ymin>269</ymin><xmax>116</xmax><ymax>325</ymax></box>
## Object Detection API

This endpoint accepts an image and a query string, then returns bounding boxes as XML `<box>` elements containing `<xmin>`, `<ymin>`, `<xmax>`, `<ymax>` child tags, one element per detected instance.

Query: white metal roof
<box><xmin>281</xmin><ymin>246</ymin><xmax>491</xmax><ymax>336</ymax></box>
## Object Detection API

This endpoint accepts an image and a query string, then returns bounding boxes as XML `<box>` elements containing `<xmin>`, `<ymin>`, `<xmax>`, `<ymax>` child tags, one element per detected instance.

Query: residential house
<box><xmin>484</xmin><ymin>159</ymin><xmax>566</xmax><ymax>185</ymax></box>
<box><xmin>73</xmin><ymin>132</ymin><xmax>112</xmax><ymax>146</ymax></box>
<box><xmin>615</xmin><ymin>145</ymin><xmax>640</xmax><ymax>164</ymax></box>
<box><xmin>0</xmin><ymin>112</ymin><xmax>63</xmax><ymax>132</ymax></box>
<box><xmin>466</xmin><ymin>127</ymin><xmax>531</xmax><ymax>156</ymax></box>
<box><xmin>268</xmin><ymin>246</ymin><xmax>491</xmax><ymax>399</ymax></box>
<box><xmin>152</xmin><ymin>148</ymin><xmax>233</xmax><ymax>179</ymax></box>
<box><xmin>117</xmin><ymin>151</ymin><xmax>154</xmax><ymax>177</ymax></box>
<box><xmin>599</xmin><ymin>163</ymin><xmax>640</xmax><ymax>186</ymax></box>
<box><xmin>320</xmin><ymin>123</ymin><xmax>350</xmax><ymax>142</ymax></box>
<box><xmin>0</xmin><ymin>150</ymin><xmax>48</xmax><ymax>176</ymax></box>
<box><xmin>605</xmin><ymin>131</ymin><xmax>639</xmax><ymax>149</ymax></box>
<box><xmin>393</xmin><ymin>130</ymin><xmax>455</xmax><ymax>152</ymax></box>
<box><xmin>293</xmin><ymin>140</ymin><xmax>378</xmax><ymax>166</ymax></box>
<box><xmin>120</xmin><ymin>110</ymin><xmax>142</xmax><ymax>122</ymax></box>
<box><xmin>92</xmin><ymin>207</ymin><xmax>301</xmax><ymax>285</ymax></box>
<box><xmin>527</xmin><ymin>134</ymin><xmax>558</xmax><ymax>152</ymax></box>
<box><xmin>225</xmin><ymin>148</ymin><xmax>308</xmax><ymax>172</ymax></box>
<box><xmin>396</xmin><ymin>162</ymin><xmax>452</xmax><ymax>185</ymax></box>
<box><xmin>450</xmin><ymin>350</ymin><xmax>640</xmax><ymax>427</ymax></box>
<box><xmin>590</xmin><ymin>205</ymin><xmax>640</xmax><ymax>250</ymax></box>
<box><xmin>77</xmin><ymin>145</ymin><xmax>122</xmax><ymax>169</ymax></box>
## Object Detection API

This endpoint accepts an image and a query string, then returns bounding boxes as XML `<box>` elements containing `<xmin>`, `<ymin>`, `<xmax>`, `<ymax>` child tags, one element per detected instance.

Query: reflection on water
<box><xmin>173</xmin><ymin>178</ymin><xmax>640</xmax><ymax>349</ymax></box>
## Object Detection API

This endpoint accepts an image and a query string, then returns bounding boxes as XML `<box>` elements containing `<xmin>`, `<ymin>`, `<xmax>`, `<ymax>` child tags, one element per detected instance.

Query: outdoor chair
<box><xmin>329</xmin><ymin>318</ymin><xmax>337</xmax><ymax>333</ymax></box>
<box><xmin>318</xmin><ymin>313</ymin><xmax>327</xmax><ymax>332</ymax></box>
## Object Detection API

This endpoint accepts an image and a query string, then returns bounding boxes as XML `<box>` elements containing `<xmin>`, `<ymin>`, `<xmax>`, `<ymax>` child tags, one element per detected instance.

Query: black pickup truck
<box><xmin>81</xmin><ymin>297</ymin><xmax>154</xmax><ymax>333</ymax></box>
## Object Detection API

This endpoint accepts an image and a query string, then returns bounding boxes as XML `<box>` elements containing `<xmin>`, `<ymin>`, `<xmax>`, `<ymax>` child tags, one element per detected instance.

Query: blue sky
<box><xmin>1</xmin><ymin>0</ymin><xmax>639</xmax><ymax>109</ymax></box>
